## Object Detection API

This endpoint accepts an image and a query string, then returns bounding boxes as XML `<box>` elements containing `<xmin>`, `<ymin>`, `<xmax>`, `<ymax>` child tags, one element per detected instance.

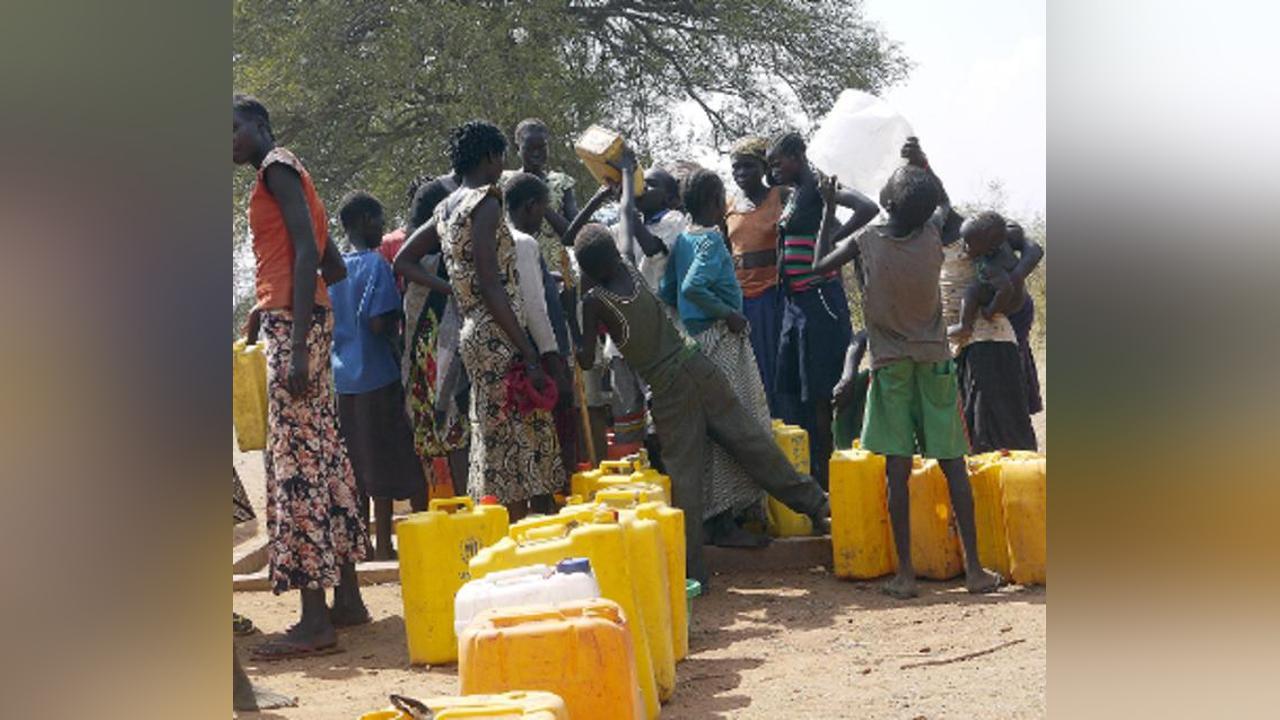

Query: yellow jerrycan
<box><xmin>231</xmin><ymin>339</ymin><xmax>268</xmax><ymax>452</ymax></box>
<box><xmin>767</xmin><ymin>421</ymin><xmax>815</xmax><ymax>536</ymax></box>
<box><xmin>967</xmin><ymin>458</ymin><xmax>1012</xmax><ymax>578</ymax></box>
<box><xmin>596</xmin><ymin>467</ymin><xmax>672</xmax><ymax>505</ymax></box>
<box><xmin>1000</xmin><ymin>456</ymin><xmax>1046</xmax><ymax>585</ymax></box>
<box><xmin>360</xmin><ymin>691</ymin><xmax>569</xmax><ymax>720</ymax></box>
<box><xmin>396</xmin><ymin>497</ymin><xmax>510</xmax><ymax>665</ymax></box>
<box><xmin>890</xmin><ymin>459</ymin><xmax>964</xmax><ymax>580</ymax></box>
<box><xmin>575</xmin><ymin>125</ymin><xmax>646</xmax><ymax>190</ymax></box>
<box><xmin>458</xmin><ymin>600</ymin><xmax>643</xmax><ymax>720</ymax></box>
<box><xmin>557</xmin><ymin>503</ymin><xmax>677</xmax><ymax>701</ymax></box>
<box><xmin>594</xmin><ymin>489</ymin><xmax>689</xmax><ymax>661</ymax></box>
<box><xmin>470</xmin><ymin>512</ymin><xmax>660</xmax><ymax>719</ymax></box>
<box><xmin>830</xmin><ymin>448</ymin><xmax>894</xmax><ymax>579</ymax></box>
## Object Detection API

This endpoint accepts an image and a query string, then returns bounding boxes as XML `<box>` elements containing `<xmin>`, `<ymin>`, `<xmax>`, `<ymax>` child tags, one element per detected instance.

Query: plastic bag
<box><xmin>808</xmin><ymin>89</ymin><xmax>915</xmax><ymax>201</ymax></box>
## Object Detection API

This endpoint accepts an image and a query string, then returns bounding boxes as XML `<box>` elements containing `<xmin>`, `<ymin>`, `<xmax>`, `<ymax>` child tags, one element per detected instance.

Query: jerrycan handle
<box><xmin>509</xmin><ymin>514</ymin><xmax>580</xmax><ymax>544</ymax></box>
<box><xmin>428</xmin><ymin>496</ymin><xmax>474</xmax><ymax>514</ymax></box>
<box><xmin>389</xmin><ymin>694</ymin><xmax>434</xmax><ymax>719</ymax></box>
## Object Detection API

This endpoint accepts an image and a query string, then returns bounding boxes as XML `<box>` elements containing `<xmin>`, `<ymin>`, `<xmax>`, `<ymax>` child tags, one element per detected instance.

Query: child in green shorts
<box><xmin>811</xmin><ymin>147</ymin><xmax>1002</xmax><ymax>599</ymax></box>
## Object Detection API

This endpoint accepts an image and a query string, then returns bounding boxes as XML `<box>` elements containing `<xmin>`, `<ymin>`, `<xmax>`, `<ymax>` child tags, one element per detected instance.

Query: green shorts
<box><xmin>861</xmin><ymin>358</ymin><xmax>969</xmax><ymax>459</ymax></box>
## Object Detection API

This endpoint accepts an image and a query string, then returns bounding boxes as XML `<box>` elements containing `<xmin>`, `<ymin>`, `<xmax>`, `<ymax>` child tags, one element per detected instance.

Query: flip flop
<box><xmin>251</xmin><ymin>637</ymin><xmax>341</xmax><ymax>662</ymax></box>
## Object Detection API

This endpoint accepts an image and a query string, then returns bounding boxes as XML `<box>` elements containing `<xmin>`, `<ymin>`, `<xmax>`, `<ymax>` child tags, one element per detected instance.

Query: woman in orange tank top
<box><xmin>725</xmin><ymin>136</ymin><xmax>788</xmax><ymax>415</ymax></box>
<box><xmin>234</xmin><ymin>94</ymin><xmax>370</xmax><ymax>661</ymax></box>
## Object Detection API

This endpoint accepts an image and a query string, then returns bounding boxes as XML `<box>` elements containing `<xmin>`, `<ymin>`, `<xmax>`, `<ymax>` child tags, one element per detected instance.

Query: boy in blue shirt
<box><xmin>331</xmin><ymin>191</ymin><xmax>428</xmax><ymax>560</ymax></box>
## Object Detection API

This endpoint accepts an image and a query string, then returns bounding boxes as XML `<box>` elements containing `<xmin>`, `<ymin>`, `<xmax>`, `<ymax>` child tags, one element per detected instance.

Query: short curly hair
<box><xmin>338</xmin><ymin>190</ymin><xmax>383</xmax><ymax>231</ymax></box>
<box><xmin>514</xmin><ymin>117</ymin><xmax>549</xmax><ymax>145</ymax></box>
<box><xmin>574</xmin><ymin>222</ymin><xmax>621</xmax><ymax>282</ymax></box>
<box><xmin>959</xmin><ymin>211</ymin><xmax>1008</xmax><ymax>255</ymax></box>
<box><xmin>680</xmin><ymin>168</ymin><xmax>725</xmax><ymax>218</ymax></box>
<box><xmin>503</xmin><ymin>171</ymin><xmax>550</xmax><ymax>214</ymax></box>
<box><xmin>233</xmin><ymin>93</ymin><xmax>273</xmax><ymax>139</ymax></box>
<box><xmin>767</xmin><ymin>130</ymin><xmax>806</xmax><ymax>160</ymax></box>
<box><xmin>448</xmin><ymin>120</ymin><xmax>507</xmax><ymax>175</ymax></box>
<box><xmin>879</xmin><ymin>166</ymin><xmax>941</xmax><ymax>230</ymax></box>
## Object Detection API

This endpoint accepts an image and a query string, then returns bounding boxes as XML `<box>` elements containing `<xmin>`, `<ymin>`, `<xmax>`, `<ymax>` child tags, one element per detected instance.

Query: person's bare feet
<box><xmin>882</xmin><ymin>573</ymin><xmax>918</xmax><ymax>599</ymax></box>
<box><xmin>965</xmin><ymin>567</ymin><xmax>1003</xmax><ymax>594</ymax></box>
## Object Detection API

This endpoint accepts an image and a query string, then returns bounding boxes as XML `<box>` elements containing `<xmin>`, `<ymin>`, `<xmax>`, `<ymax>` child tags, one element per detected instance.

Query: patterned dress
<box><xmin>402</xmin><ymin>257</ymin><xmax>469</xmax><ymax>459</ymax></box>
<box><xmin>436</xmin><ymin>184</ymin><xmax>564</xmax><ymax>503</ymax></box>
<box><xmin>261</xmin><ymin>308</ymin><xmax>368</xmax><ymax>593</ymax></box>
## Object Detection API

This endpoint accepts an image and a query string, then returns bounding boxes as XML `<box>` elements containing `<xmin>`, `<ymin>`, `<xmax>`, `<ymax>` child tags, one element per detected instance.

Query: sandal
<box><xmin>251</xmin><ymin>637</ymin><xmax>341</xmax><ymax>661</ymax></box>
<box><xmin>233</xmin><ymin>612</ymin><xmax>257</xmax><ymax>637</ymax></box>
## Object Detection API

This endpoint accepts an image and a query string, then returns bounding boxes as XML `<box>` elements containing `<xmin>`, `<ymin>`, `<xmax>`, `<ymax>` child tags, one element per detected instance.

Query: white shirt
<box><xmin>510</xmin><ymin>226</ymin><xmax>559</xmax><ymax>356</ymax></box>
<box><xmin>939</xmin><ymin>240</ymin><xmax>1017</xmax><ymax>355</ymax></box>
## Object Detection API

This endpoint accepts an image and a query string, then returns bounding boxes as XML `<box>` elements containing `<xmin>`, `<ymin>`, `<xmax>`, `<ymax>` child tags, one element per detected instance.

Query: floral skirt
<box><xmin>408</xmin><ymin>306</ymin><xmax>469</xmax><ymax>458</ymax></box>
<box><xmin>261</xmin><ymin>309</ymin><xmax>368</xmax><ymax>594</ymax></box>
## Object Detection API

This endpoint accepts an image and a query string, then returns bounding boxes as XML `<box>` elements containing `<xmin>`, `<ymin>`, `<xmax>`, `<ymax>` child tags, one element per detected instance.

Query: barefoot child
<box><xmin>811</xmin><ymin>159</ymin><xmax>1002</xmax><ymax>599</ymax></box>
<box><xmin>331</xmin><ymin>191</ymin><xmax>429</xmax><ymax>561</ymax></box>
<box><xmin>946</xmin><ymin>211</ymin><xmax>1026</xmax><ymax>343</ymax></box>
<box><xmin>233</xmin><ymin>94</ymin><xmax>369</xmax><ymax>659</ymax></box>
<box><xmin>568</xmin><ymin>222</ymin><xmax>830</xmax><ymax>586</ymax></box>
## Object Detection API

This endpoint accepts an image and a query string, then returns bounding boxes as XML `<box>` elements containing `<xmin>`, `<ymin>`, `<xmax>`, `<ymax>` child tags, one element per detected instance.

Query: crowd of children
<box><xmin>233</xmin><ymin>93</ymin><xmax>1044</xmax><ymax>658</ymax></box>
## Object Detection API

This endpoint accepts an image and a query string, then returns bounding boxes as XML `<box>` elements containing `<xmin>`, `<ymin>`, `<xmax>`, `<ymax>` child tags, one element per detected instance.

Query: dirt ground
<box><xmin>233</xmin><ymin>357</ymin><xmax>1047</xmax><ymax>719</ymax></box>
<box><xmin>235</xmin><ymin>573</ymin><xmax>1044</xmax><ymax>719</ymax></box>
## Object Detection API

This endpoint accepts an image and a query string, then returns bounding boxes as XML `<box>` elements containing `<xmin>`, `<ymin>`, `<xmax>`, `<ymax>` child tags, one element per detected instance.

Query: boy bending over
<box><xmin>811</xmin><ymin>153</ymin><xmax>1002</xmax><ymax>599</ymax></box>
<box><xmin>567</xmin><ymin>223</ymin><xmax>830</xmax><ymax>586</ymax></box>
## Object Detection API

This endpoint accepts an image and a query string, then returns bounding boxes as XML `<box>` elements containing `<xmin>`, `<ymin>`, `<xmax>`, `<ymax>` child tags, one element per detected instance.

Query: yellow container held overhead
<box><xmin>231</xmin><ymin>339</ymin><xmax>268</xmax><ymax>452</ymax></box>
<box><xmin>575</xmin><ymin>125</ymin><xmax>646</xmax><ymax>190</ymax></box>
<box><xmin>890</xmin><ymin>459</ymin><xmax>964</xmax><ymax>581</ymax></box>
<box><xmin>1000</xmin><ymin>457</ymin><xmax>1047</xmax><ymax>585</ymax></box>
<box><xmin>360</xmin><ymin>691</ymin><xmax>569</xmax><ymax>720</ymax></box>
<box><xmin>830</xmin><ymin>448</ymin><xmax>894</xmax><ymax>579</ymax></box>
<box><xmin>470</xmin><ymin>512</ymin><xmax>660</xmax><ymax>719</ymax></box>
<box><xmin>396</xmin><ymin>497</ymin><xmax>509</xmax><ymax>665</ymax></box>
<box><xmin>593</xmin><ymin>490</ymin><xmax>689</xmax><ymax>661</ymax></box>
<box><xmin>557</xmin><ymin>503</ymin><xmax>676</xmax><ymax>701</ymax></box>
<box><xmin>967</xmin><ymin>459</ymin><xmax>1012</xmax><ymax>578</ymax></box>
<box><xmin>767</xmin><ymin>422</ymin><xmax>815</xmax><ymax>536</ymax></box>
<box><xmin>459</xmin><ymin>600</ymin><xmax>643</xmax><ymax>720</ymax></box>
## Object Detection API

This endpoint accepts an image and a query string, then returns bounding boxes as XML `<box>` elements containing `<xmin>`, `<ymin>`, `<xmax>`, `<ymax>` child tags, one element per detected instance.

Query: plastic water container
<box><xmin>360</xmin><ymin>691</ymin><xmax>568</xmax><ymax>720</ymax></box>
<box><xmin>968</xmin><ymin>458</ymin><xmax>1013</xmax><ymax>578</ymax></box>
<box><xmin>575</xmin><ymin>125</ymin><xmax>646</xmax><ymax>190</ymax></box>
<box><xmin>893</xmin><ymin>459</ymin><xmax>964</xmax><ymax>580</ymax></box>
<box><xmin>470</xmin><ymin>511</ymin><xmax>660</xmax><ymax>719</ymax></box>
<box><xmin>767</xmin><ymin>421</ymin><xmax>815</xmax><ymax>536</ymax></box>
<box><xmin>454</xmin><ymin>559</ymin><xmax>601</xmax><ymax>636</ymax></box>
<box><xmin>459</xmin><ymin>599</ymin><xmax>644</xmax><ymax>720</ymax></box>
<box><xmin>1000</xmin><ymin>457</ymin><xmax>1046</xmax><ymax>585</ymax></box>
<box><xmin>808</xmin><ymin>89</ymin><xmax>915</xmax><ymax>202</ymax></box>
<box><xmin>830</xmin><ymin>447</ymin><xmax>894</xmax><ymax>579</ymax></box>
<box><xmin>231</xmin><ymin>339</ymin><xmax>268</xmax><ymax>452</ymax></box>
<box><xmin>396</xmin><ymin>497</ymin><xmax>509</xmax><ymax>665</ymax></box>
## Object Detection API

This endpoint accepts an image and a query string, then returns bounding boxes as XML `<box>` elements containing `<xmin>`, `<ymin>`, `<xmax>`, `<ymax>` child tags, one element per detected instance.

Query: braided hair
<box><xmin>447</xmin><ymin>120</ymin><xmax>507</xmax><ymax>175</ymax></box>
<box><xmin>680</xmin><ymin>168</ymin><xmax>725</xmax><ymax>219</ymax></box>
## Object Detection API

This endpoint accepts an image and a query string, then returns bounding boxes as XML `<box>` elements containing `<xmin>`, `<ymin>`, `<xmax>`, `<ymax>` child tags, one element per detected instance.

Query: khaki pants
<box><xmin>650</xmin><ymin>353</ymin><xmax>829</xmax><ymax>582</ymax></box>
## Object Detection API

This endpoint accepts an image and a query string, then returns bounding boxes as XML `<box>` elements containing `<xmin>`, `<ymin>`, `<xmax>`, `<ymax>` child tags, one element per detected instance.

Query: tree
<box><xmin>231</xmin><ymin>0</ymin><xmax>909</xmax><ymax>331</ymax></box>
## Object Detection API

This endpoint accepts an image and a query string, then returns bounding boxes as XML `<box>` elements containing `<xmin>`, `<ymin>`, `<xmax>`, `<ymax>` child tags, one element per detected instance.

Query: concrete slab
<box><xmin>705</xmin><ymin>535</ymin><xmax>833</xmax><ymax>574</ymax></box>
<box><xmin>234</xmin><ymin>560</ymin><xmax>401</xmax><ymax>593</ymax></box>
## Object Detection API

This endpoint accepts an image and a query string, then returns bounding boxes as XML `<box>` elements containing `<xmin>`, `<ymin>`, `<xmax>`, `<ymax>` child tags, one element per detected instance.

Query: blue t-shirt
<box><xmin>659</xmin><ymin>227</ymin><xmax>743</xmax><ymax>336</ymax></box>
<box><xmin>330</xmin><ymin>250</ymin><xmax>403</xmax><ymax>395</ymax></box>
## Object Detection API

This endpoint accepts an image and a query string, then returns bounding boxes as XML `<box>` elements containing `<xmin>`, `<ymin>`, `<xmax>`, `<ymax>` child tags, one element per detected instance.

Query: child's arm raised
<box><xmin>561</xmin><ymin>184</ymin><xmax>616</xmax><ymax>248</ymax></box>
<box><xmin>812</xmin><ymin>175</ymin><xmax>862</xmax><ymax>276</ymax></box>
<box><xmin>393</xmin><ymin>218</ymin><xmax>452</xmax><ymax>296</ymax></box>
<box><xmin>616</xmin><ymin>148</ymin><xmax>666</xmax><ymax>259</ymax></box>
<box><xmin>825</xmin><ymin>170</ymin><xmax>879</xmax><ymax>246</ymax></box>
<box><xmin>1005</xmin><ymin>221</ymin><xmax>1044</xmax><ymax>286</ymax></box>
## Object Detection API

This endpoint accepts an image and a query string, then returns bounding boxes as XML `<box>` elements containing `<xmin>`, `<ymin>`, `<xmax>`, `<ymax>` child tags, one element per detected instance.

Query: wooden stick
<box><xmin>899</xmin><ymin>639</ymin><xmax>1025</xmax><ymax>670</ymax></box>
<box><xmin>558</xmin><ymin>246</ymin><xmax>597</xmax><ymax>466</ymax></box>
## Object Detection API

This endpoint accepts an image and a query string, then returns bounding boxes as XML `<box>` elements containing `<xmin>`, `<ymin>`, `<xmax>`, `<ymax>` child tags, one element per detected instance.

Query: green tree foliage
<box><xmin>232</xmin><ymin>1</ymin><xmax>909</xmax><ymax>331</ymax></box>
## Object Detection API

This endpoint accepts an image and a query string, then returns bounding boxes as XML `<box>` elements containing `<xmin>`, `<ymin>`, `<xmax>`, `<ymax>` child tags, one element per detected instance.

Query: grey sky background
<box><xmin>863</xmin><ymin>0</ymin><xmax>1046</xmax><ymax>217</ymax></box>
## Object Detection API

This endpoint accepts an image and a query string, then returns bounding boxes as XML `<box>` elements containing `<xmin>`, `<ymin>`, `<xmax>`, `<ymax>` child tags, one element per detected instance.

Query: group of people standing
<box><xmin>232</xmin><ymin>92</ymin><xmax>1043</xmax><ymax>658</ymax></box>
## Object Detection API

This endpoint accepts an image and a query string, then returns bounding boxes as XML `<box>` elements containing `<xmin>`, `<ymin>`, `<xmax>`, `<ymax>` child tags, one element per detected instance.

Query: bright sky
<box><xmin>861</xmin><ymin>0</ymin><xmax>1046</xmax><ymax>217</ymax></box>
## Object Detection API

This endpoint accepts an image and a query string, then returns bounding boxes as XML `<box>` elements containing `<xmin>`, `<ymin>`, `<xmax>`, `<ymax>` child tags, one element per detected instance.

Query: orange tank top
<box><xmin>725</xmin><ymin>186</ymin><xmax>783</xmax><ymax>298</ymax></box>
<box><xmin>249</xmin><ymin>147</ymin><xmax>330</xmax><ymax>310</ymax></box>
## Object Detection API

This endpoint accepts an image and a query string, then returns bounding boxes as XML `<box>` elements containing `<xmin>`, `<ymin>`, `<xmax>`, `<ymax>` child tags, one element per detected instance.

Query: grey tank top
<box><xmin>588</xmin><ymin>265</ymin><xmax>694</xmax><ymax>393</ymax></box>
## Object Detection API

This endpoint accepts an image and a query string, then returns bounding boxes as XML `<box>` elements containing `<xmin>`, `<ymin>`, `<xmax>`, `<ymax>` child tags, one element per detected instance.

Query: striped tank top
<box><xmin>778</xmin><ymin>173</ymin><xmax>838</xmax><ymax>294</ymax></box>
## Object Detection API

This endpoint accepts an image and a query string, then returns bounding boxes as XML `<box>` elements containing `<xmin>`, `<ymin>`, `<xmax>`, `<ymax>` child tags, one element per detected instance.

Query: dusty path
<box><xmin>235</xmin><ymin>573</ymin><xmax>1044</xmax><ymax>719</ymax></box>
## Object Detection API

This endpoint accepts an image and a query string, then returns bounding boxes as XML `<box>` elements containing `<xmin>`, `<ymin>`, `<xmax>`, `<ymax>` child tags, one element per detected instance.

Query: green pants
<box><xmin>861</xmin><ymin>358</ymin><xmax>969</xmax><ymax>459</ymax></box>
<box><xmin>650</xmin><ymin>353</ymin><xmax>830</xmax><ymax>583</ymax></box>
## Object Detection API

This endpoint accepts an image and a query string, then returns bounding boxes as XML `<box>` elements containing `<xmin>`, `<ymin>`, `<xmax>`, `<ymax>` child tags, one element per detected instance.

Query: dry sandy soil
<box><xmin>233</xmin><ymin>359</ymin><xmax>1047</xmax><ymax>719</ymax></box>
<box><xmin>235</xmin><ymin>573</ymin><xmax>1044</xmax><ymax>719</ymax></box>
